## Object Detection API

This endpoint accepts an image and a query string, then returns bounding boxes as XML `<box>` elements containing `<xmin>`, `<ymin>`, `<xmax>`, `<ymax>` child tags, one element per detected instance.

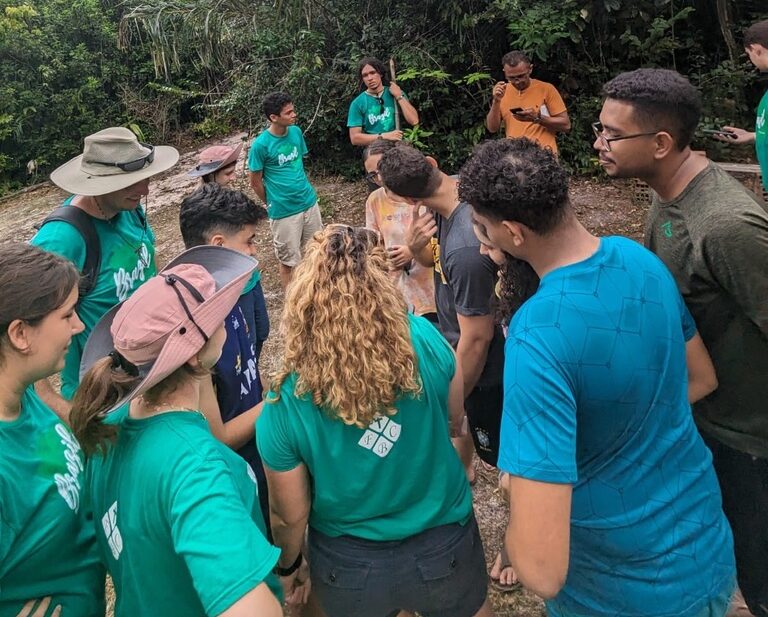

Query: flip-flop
<box><xmin>490</xmin><ymin>549</ymin><xmax>522</xmax><ymax>593</ymax></box>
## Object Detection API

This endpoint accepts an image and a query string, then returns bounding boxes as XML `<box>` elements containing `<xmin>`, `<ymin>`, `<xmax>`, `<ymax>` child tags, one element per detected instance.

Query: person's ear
<box><xmin>425</xmin><ymin>156</ymin><xmax>439</xmax><ymax>169</ymax></box>
<box><xmin>5</xmin><ymin>319</ymin><xmax>33</xmax><ymax>354</ymax></box>
<box><xmin>652</xmin><ymin>131</ymin><xmax>676</xmax><ymax>160</ymax></box>
<box><xmin>208</xmin><ymin>234</ymin><xmax>226</xmax><ymax>247</ymax></box>
<box><xmin>501</xmin><ymin>221</ymin><xmax>526</xmax><ymax>248</ymax></box>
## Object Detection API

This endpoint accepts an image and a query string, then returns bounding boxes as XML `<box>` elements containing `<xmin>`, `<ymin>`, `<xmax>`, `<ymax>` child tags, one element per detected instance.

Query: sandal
<box><xmin>489</xmin><ymin>549</ymin><xmax>521</xmax><ymax>592</ymax></box>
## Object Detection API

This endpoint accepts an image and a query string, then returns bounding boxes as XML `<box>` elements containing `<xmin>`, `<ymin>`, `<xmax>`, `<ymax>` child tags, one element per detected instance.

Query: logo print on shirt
<box><xmin>757</xmin><ymin>108</ymin><xmax>765</xmax><ymax>131</ymax></box>
<box><xmin>53</xmin><ymin>423</ymin><xmax>84</xmax><ymax>512</ymax></box>
<box><xmin>114</xmin><ymin>244</ymin><xmax>152</xmax><ymax>302</ymax></box>
<box><xmin>277</xmin><ymin>146</ymin><xmax>299</xmax><ymax>166</ymax></box>
<box><xmin>661</xmin><ymin>221</ymin><xmax>673</xmax><ymax>238</ymax></box>
<box><xmin>101</xmin><ymin>501</ymin><xmax>123</xmax><ymax>560</ymax></box>
<box><xmin>358</xmin><ymin>414</ymin><xmax>401</xmax><ymax>458</ymax></box>
<box><xmin>367</xmin><ymin>107</ymin><xmax>391</xmax><ymax>127</ymax></box>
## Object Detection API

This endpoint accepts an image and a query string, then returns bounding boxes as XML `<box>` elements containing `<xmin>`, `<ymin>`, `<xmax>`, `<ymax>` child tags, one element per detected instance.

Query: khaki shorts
<box><xmin>269</xmin><ymin>203</ymin><xmax>323</xmax><ymax>267</ymax></box>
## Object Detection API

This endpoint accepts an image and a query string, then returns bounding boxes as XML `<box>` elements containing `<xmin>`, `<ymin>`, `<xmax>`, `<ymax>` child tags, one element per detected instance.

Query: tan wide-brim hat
<box><xmin>50</xmin><ymin>127</ymin><xmax>179</xmax><ymax>196</ymax></box>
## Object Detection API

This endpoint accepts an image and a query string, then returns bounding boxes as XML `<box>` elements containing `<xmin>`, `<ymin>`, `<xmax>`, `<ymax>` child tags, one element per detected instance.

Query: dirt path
<box><xmin>1</xmin><ymin>138</ymin><xmax>643</xmax><ymax>617</ymax></box>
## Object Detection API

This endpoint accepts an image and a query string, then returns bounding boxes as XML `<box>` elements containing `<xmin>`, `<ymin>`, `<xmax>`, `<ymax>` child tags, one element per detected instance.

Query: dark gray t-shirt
<box><xmin>645</xmin><ymin>162</ymin><xmax>768</xmax><ymax>458</ymax></box>
<box><xmin>434</xmin><ymin>202</ymin><xmax>504</xmax><ymax>388</ymax></box>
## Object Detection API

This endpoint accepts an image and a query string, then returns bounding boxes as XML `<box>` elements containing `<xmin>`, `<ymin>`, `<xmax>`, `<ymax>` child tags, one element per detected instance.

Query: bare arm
<box><xmin>216</xmin><ymin>582</ymin><xmax>283</xmax><ymax>617</ymax></box>
<box><xmin>686</xmin><ymin>332</ymin><xmax>718</xmax><ymax>403</ymax></box>
<box><xmin>539</xmin><ymin>110</ymin><xmax>571</xmax><ymax>133</ymax></box>
<box><xmin>265</xmin><ymin>464</ymin><xmax>312</xmax><ymax>569</ymax></box>
<box><xmin>455</xmin><ymin>312</ymin><xmax>495</xmax><ymax>395</ymax></box>
<box><xmin>34</xmin><ymin>379</ymin><xmax>71</xmax><ymax>423</ymax></box>
<box><xmin>405</xmin><ymin>204</ymin><xmax>438</xmax><ymax>267</ymax></box>
<box><xmin>199</xmin><ymin>375</ymin><xmax>264</xmax><ymax>450</ymax></box>
<box><xmin>349</xmin><ymin>127</ymin><xmax>403</xmax><ymax>146</ymax></box>
<box><xmin>249</xmin><ymin>170</ymin><xmax>266</xmax><ymax>203</ymax></box>
<box><xmin>447</xmin><ymin>358</ymin><xmax>465</xmax><ymax>437</ymax></box>
<box><xmin>499</xmin><ymin>473</ymin><xmax>571</xmax><ymax>599</ymax></box>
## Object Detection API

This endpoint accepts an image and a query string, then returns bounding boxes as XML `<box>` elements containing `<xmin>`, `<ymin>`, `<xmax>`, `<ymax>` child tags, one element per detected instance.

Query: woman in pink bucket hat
<box><xmin>187</xmin><ymin>143</ymin><xmax>243</xmax><ymax>187</ymax></box>
<box><xmin>70</xmin><ymin>245</ymin><xmax>285</xmax><ymax>617</ymax></box>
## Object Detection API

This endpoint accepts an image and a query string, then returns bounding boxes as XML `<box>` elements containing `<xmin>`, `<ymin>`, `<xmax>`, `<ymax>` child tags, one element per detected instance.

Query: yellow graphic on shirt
<box><xmin>431</xmin><ymin>238</ymin><xmax>447</xmax><ymax>285</ymax></box>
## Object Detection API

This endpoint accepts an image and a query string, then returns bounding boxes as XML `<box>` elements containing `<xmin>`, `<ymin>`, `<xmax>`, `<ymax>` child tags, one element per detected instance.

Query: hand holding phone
<box><xmin>702</xmin><ymin>128</ymin><xmax>737</xmax><ymax>138</ymax></box>
<box><xmin>510</xmin><ymin>107</ymin><xmax>523</xmax><ymax>114</ymax></box>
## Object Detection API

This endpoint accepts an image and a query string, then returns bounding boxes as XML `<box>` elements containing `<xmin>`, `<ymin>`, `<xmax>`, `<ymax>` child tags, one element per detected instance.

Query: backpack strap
<box><xmin>38</xmin><ymin>206</ymin><xmax>101</xmax><ymax>302</ymax></box>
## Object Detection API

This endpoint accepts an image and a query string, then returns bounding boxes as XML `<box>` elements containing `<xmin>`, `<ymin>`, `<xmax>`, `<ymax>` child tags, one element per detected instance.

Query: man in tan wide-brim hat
<box><xmin>30</xmin><ymin>126</ymin><xmax>179</xmax><ymax>420</ymax></box>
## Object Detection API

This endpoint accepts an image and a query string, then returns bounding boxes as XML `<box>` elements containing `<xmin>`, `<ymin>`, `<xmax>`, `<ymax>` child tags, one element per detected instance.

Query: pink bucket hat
<box><xmin>187</xmin><ymin>143</ymin><xmax>242</xmax><ymax>177</ymax></box>
<box><xmin>79</xmin><ymin>245</ymin><xmax>257</xmax><ymax>415</ymax></box>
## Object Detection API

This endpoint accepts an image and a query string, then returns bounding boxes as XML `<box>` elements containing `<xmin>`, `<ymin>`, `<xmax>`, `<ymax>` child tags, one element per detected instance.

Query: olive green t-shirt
<box><xmin>257</xmin><ymin>314</ymin><xmax>473</xmax><ymax>540</ymax></box>
<box><xmin>645</xmin><ymin>162</ymin><xmax>768</xmax><ymax>458</ymax></box>
<box><xmin>86</xmin><ymin>412</ymin><xmax>281</xmax><ymax>616</ymax></box>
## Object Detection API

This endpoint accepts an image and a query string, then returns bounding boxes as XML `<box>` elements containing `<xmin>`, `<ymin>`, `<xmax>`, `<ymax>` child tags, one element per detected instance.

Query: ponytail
<box><xmin>70</xmin><ymin>356</ymin><xmax>141</xmax><ymax>456</ymax></box>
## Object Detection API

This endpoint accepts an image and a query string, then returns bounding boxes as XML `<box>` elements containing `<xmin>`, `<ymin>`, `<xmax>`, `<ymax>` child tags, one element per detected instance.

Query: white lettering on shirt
<box><xmin>101</xmin><ymin>501</ymin><xmax>123</xmax><ymax>560</ymax></box>
<box><xmin>114</xmin><ymin>244</ymin><xmax>151</xmax><ymax>302</ymax></box>
<box><xmin>367</xmin><ymin>107</ymin><xmax>391</xmax><ymax>127</ymax></box>
<box><xmin>277</xmin><ymin>148</ymin><xmax>299</xmax><ymax>166</ymax></box>
<box><xmin>357</xmin><ymin>414</ymin><xmax>401</xmax><ymax>458</ymax></box>
<box><xmin>53</xmin><ymin>423</ymin><xmax>83</xmax><ymax>512</ymax></box>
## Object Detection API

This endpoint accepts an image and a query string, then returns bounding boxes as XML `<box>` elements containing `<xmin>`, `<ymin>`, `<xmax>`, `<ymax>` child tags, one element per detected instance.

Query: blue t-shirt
<box><xmin>499</xmin><ymin>236</ymin><xmax>735</xmax><ymax>617</ymax></box>
<box><xmin>213</xmin><ymin>285</ymin><xmax>269</xmax><ymax>471</ymax></box>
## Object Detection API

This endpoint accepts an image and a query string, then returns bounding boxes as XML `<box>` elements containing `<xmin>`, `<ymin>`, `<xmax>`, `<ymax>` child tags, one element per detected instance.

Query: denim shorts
<box><xmin>307</xmin><ymin>514</ymin><xmax>488</xmax><ymax>617</ymax></box>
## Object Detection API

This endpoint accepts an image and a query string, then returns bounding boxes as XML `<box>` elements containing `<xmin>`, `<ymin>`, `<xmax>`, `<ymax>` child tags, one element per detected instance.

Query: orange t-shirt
<box><xmin>365</xmin><ymin>188</ymin><xmax>436</xmax><ymax>317</ymax></box>
<box><xmin>499</xmin><ymin>78</ymin><xmax>567</xmax><ymax>153</ymax></box>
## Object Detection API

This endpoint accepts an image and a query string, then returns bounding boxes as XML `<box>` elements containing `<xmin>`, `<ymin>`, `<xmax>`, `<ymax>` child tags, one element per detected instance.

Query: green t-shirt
<box><xmin>645</xmin><ymin>162</ymin><xmax>768</xmax><ymax>458</ymax></box>
<box><xmin>756</xmin><ymin>89</ymin><xmax>767</xmax><ymax>191</ymax></box>
<box><xmin>247</xmin><ymin>126</ymin><xmax>317</xmax><ymax>220</ymax></box>
<box><xmin>257</xmin><ymin>314</ymin><xmax>473</xmax><ymax>540</ymax></box>
<box><xmin>30</xmin><ymin>200</ymin><xmax>157</xmax><ymax>399</ymax></box>
<box><xmin>346</xmin><ymin>87</ymin><xmax>404</xmax><ymax>134</ymax></box>
<box><xmin>86</xmin><ymin>412</ymin><xmax>281</xmax><ymax>617</ymax></box>
<box><xmin>0</xmin><ymin>387</ymin><xmax>104</xmax><ymax>617</ymax></box>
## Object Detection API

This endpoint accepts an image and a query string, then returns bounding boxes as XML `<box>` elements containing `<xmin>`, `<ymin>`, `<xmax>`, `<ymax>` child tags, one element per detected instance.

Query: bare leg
<box><xmin>279</xmin><ymin>263</ymin><xmax>294</xmax><ymax>290</ymax></box>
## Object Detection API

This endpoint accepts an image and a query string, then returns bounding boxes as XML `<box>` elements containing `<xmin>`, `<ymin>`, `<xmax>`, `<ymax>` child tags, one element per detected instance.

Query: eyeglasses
<box><xmin>376</xmin><ymin>96</ymin><xmax>385</xmax><ymax>113</ymax></box>
<box><xmin>592</xmin><ymin>122</ymin><xmax>658</xmax><ymax>152</ymax></box>
<box><xmin>506</xmin><ymin>69</ymin><xmax>531</xmax><ymax>82</ymax></box>
<box><xmin>365</xmin><ymin>169</ymin><xmax>381</xmax><ymax>184</ymax></box>
<box><xmin>93</xmin><ymin>143</ymin><xmax>155</xmax><ymax>172</ymax></box>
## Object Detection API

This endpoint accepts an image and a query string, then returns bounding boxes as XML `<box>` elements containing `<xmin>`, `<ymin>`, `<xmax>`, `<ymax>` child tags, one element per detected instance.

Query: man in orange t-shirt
<box><xmin>485</xmin><ymin>50</ymin><xmax>571</xmax><ymax>154</ymax></box>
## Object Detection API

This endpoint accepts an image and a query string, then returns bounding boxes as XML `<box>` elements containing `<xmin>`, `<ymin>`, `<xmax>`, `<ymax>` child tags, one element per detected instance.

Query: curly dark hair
<box><xmin>362</xmin><ymin>137</ymin><xmax>401</xmax><ymax>162</ymax></box>
<box><xmin>745</xmin><ymin>20</ymin><xmax>768</xmax><ymax>48</ymax></box>
<box><xmin>601</xmin><ymin>69</ymin><xmax>701</xmax><ymax>150</ymax></box>
<box><xmin>501</xmin><ymin>50</ymin><xmax>531</xmax><ymax>67</ymax></box>
<box><xmin>378</xmin><ymin>143</ymin><xmax>441</xmax><ymax>199</ymax></box>
<box><xmin>179</xmin><ymin>183</ymin><xmax>267</xmax><ymax>248</ymax></box>
<box><xmin>263</xmin><ymin>91</ymin><xmax>293</xmax><ymax>119</ymax></box>
<box><xmin>357</xmin><ymin>57</ymin><xmax>390</xmax><ymax>89</ymax></box>
<box><xmin>496</xmin><ymin>255</ymin><xmax>539</xmax><ymax>323</ymax></box>
<box><xmin>458</xmin><ymin>138</ymin><xmax>569</xmax><ymax>234</ymax></box>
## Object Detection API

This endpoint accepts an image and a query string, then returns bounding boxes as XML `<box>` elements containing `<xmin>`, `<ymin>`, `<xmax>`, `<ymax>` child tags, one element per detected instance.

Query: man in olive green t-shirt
<box><xmin>716</xmin><ymin>19</ymin><xmax>768</xmax><ymax>193</ymax></box>
<box><xmin>596</xmin><ymin>68</ymin><xmax>768</xmax><ymax>617</ymax></box>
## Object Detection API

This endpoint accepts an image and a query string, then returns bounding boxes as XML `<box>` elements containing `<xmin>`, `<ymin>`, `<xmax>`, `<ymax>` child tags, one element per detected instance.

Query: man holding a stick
<box><xmin>347</xmin><ymin>56</ymin><xmax>419</xmax><ymax>146</ymax></box>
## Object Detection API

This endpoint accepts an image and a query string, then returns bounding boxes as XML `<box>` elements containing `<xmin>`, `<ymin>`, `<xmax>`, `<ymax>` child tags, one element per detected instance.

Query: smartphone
<box><xmin>702</xmin><ymin>129</ymin><xmax>737</xmax><ymax>138</ymax></box>
<box><xmin>510</xmin><ymin>107</ymin><xmax>524</xmax><ymax>114</ymax></box>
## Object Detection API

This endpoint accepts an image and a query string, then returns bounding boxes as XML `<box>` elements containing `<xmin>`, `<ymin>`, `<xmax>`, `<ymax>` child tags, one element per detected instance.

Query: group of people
<box><xmin>1</xmin><ymin>18</ymin><xmax>767</xmax><ymax>617</ymax></box>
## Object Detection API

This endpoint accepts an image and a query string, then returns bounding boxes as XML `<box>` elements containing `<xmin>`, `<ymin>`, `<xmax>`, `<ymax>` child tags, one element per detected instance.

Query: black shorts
<box><xmin>465</xmin><ymin>383</ymin><xmax>503</xmax><ymax>466</ymax></box>
<box><xmin>308</xmin><ymin>514</ymin><xmax>488</xmax><ymax>617</ymax></box>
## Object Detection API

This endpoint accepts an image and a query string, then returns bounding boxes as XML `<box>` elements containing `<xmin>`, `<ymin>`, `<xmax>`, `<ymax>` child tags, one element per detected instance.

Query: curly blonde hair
<box><xmin>272</xmin><ymin>224</ymin><xmax>422</xmax><ymax>427</ymax></box>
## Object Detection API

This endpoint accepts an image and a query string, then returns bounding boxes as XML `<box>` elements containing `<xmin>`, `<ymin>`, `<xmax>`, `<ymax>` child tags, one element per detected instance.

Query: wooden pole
<box><xmin>389</xmin><ymin>57</ymin><xmax>401</xmax><ymax>132</ymax></box>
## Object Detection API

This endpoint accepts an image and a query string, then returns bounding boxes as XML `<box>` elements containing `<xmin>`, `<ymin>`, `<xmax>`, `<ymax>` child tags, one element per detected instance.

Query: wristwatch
<box><xmin>396</xmin><ymin>95</ymin><xmax>405</xmax><ymax>101</ymax></box>
<box><xmin>275</xmin><ymin>552</ymin><xmax>303</xmax><ymax>576</ymax></box>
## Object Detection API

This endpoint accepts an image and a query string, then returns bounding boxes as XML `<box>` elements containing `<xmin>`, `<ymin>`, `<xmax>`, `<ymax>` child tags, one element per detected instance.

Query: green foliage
<box><xmin>1</xmin><ymin>0</ymin><xmax>766</xmax><ymax>189</ymax></box>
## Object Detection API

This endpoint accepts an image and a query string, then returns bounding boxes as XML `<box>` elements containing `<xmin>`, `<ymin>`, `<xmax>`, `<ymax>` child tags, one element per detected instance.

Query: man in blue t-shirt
<box><xmin>248</xmin><ymin>91</ymin><xmax>322</xmax><ymax>289</ymax></box>
<box><xmin>458</xmin><ymin>137</ymin><xmax>736</xmax><ymax>617</ymax></box>
<box><xmin>179</xmin><ymin>183</ymin><xmax>271</xmax><ymax>524</ymax></box>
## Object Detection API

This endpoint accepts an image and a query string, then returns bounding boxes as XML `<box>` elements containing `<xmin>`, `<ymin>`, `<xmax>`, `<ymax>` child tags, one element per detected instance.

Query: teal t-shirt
<box><xmin>756</xmin><ymin>89</ymin><xmax>767</xmax><ymax>191</ymax></box>
<box><xmin>346</xmin><ymin>87</ymin><xmax>405</xmax><ymax>134</ymax></box>
<box><xmin>247</xmin><ymin>126</ymin><xmax>317</xmax><ymax>220</ymax></box>
<box><xmin>257</xmin><ymin>314</ymin><xmax>473</xmax><ymax>540</ymax></box>
<box><xmin>86</xmin><ymin>411</ymin><xmax>281</xmax><ymax>617</ymax></box>
<box><xmin>30</xmin><ymin>199</ymin><xmax>157</xmax><ymax>399</ymax></box>
<box><xmin>0</xmin><ymin>387</ymin><xmax>104</xmax><ymax>617</ymax></box>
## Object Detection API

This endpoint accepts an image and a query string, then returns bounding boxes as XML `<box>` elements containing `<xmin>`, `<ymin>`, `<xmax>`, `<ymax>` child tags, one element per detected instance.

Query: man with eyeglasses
<box><xmin>485</xmin><ymin>50</ymin><xmax>571</xmax><ymax>154</ymax></box>
<box><xmin>31</xmin><ymin>126</ymin><xmax>179</xmax><ymax>420</ymax></box>
<box><xmin>596</xmin><ymin>68</ymin><xmax>768</xmax><ymax>617</ymax></box>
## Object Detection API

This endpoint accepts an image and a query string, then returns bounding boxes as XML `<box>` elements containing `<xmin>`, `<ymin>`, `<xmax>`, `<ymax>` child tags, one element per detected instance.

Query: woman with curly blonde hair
<box><xmin>257</xmin><ymin>224</ymin><xmax>493</xmax><ymax>617</ymax></box>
